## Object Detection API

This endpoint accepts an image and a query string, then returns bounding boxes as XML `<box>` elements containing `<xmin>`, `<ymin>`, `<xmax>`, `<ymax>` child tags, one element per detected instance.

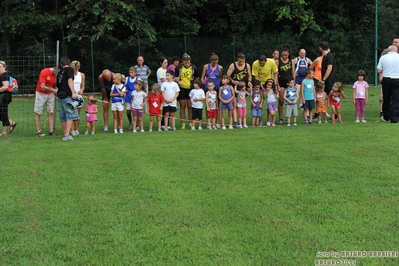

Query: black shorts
<box><xmin>303</xmin><ymin>100</ymin><xmax>315</xmax><ymax>110</ymax></box>
<box><xmin>192</xmin><ymin>108</ymin><xmax>203</xmax><ymax>120</ymax></box>
<box><xmin>278</xmin><ymin>78</ymin><xmax>292</xmax><ymax>88</ymax></box>
<box><xmin>163</xmin><ymin>106</ymin><xmax>177</xmax><ymax>113</ymax></box>
<box><xmin>177</xmin><ymin>88</ymin><xmax>191</xmax><ymax>101</ymax></box>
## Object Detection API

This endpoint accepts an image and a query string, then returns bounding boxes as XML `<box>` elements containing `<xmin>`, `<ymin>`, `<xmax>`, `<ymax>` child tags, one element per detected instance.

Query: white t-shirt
<box><xmin>161</xmin><ymin>81</ymin><xmax>180</xmax><ymax>107</ymax></box>
<box><xmin>156</xmin><ymin>67</ymin><xmax>167</xmax><ymax>85</ymax></box>
<box><xmin>189</xmin><ymin>89</ymin><xmax>205</xmax><ymax>109</ymax></box>
<box><xmin>131</xmin><ymin>91</ymin><xmax>147</xmax><ymax>109</ymax></box>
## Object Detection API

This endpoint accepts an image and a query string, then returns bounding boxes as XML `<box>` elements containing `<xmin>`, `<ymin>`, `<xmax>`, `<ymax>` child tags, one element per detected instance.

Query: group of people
<box><xmin>1</xmin><ymin>38</ymin><xmax>398</xmax><ymax>139</ymax></box>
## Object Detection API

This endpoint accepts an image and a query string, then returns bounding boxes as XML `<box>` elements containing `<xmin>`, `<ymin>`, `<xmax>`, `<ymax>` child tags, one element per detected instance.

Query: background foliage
<box><xmin>0</xmin><ymin>0</ymin><xmax>398</xmax><ymax>87</ymax></box>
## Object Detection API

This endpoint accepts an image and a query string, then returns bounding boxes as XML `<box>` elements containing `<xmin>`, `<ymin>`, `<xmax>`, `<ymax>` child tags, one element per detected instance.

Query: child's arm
<box><xmin>228</xmin><ymin>88</ymin><xmax>235</xmax><ymax>103</ymax></box>
<box><xmin>93</xmin><ymin>106</ymin><xmax>98</xmax><ymax>114</ymax></box>
<box><xmin>353</xmin><ymin>86</ymin><xmax>356</xmax><ymax>105</ymax></box>
<box><xmin>141</xmin><ymin>95</ymin><xmax>148</xmax><ymax>108</ymax></box>
<box><xmin>218</xmin><ymin>87</ymin><xmax>224</xmax><ymax>103</ymax></box>
<box><xmin>365</xmin><ymin>87</ymin><xmax>369</xmax><ymax>105</ymax></box>
<box><xmin>170</xmin><ymin>92</ymin><xmax>179</xmax><ymax>103</ymax></box>
<box><xmin>341</xmin><ymin>90</ymin><xmax>346</xmax><ymax>99</ymax></box>
<box><xmin>109</xmin><ymin>85</ymin><xmax>117</xmax><ymax>97</ymax></box>
<box><xmin>300</xmin><ymin>81</ymin><xmax>305</xmax><ymax>104</ymax></box>
<box><xmin>249</xmin><ymin>89</ymin><xmax>255</xmax><ymax>107</ymax></box>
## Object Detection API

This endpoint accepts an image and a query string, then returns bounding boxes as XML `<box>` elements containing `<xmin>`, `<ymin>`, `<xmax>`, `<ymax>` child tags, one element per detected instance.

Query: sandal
<box><xmin>9</xmin><ymin>122</ymin><xmax>17</xmax><ymax>133</ymax></box>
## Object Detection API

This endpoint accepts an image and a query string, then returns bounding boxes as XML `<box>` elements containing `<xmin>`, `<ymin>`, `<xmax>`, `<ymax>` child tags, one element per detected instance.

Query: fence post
<box><xmin>91</xmin><ymin>39</ymin><xmax>95</xmax><ymax>92</ymax></box>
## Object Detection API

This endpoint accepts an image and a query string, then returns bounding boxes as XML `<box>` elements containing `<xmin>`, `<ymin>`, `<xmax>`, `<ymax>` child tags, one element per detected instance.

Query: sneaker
<box><xmin>119</xmin><ymin>129</ymin><xmax>124</xmax><ymax>133</ymax></box>
<box><xmin>36</xmin><ymin>132</ymin><xmax>46</xmax><ymax>137</ymax></box>
<box><xmin>318</xmin><ymin>121</ymin><xmax>322</xmax><ymax>124</ymax></box>
<box><xmin>167</xmin><ymin>126</ymin><xmax>172</xmax><ymax>130</ymax></box>
<box><xmin>48</xmin><ymin>131</ymin><xmax>55</xmax><ymax>136</ymax></box>
<box><xmin>326</xmin><ymin>113</ymin><xmax>331</xmax><ymax>118</ymax></box>
<box><xmin>207</xmin><ymin>125</ymin><xmax>212</xmax><ymax>130</ymax></box>
<box><xmin>234</xmin><ymin>122</ymin><xmax>239</xmax><ymax>128</ymax></box>
<box><xmin>331</xmin><ymin>120</ymin><xmax>336</xmax><ymax>124</ymax></box>
<box><xmin>271</xmin><ymin>123</ymin><xmax>276</xmax><ymax>127</ymax></box>
<box><xmin>308</xmin><ymin>121</ymin><xmax>312</xmax><ymax>125</ymax></box>
<box><xmin>361</xmin><ymin>119</ymin><xmax>367</xmax><ymax>123</ymax></box>
<box><xmin>279</xmin><ymin>119</ymin><xmax>283</xmax><ymax>124</ymax></box>
<box><xmin>133</xmin><ymin>130</ymin><xmax>137</xmax><ymax>133</ymax></box>
<box><xmin>172</xmin><ymin>127</ymin><xmax>177</xmax><ymax>131</ymax></box>
<box><xmin>287</xmin><ymin>123</ymin><xmax>291</xmax><ymax>126</ymax></box>
<box><xmin>149</xmin><ymin>128</ymin><xmax>153</xmax><ymax>132</ymax></box>
<box><xmin>243</xmin><ymin>124</ymin><xmax>248</xmax><ymax>128</ymax></box>
<box><xmin>229</xmin><ymin>125</ymin><xmax>234</xmax><ymax>129</ymax></box>
<box><xmin>62</xmin><ymin>135</ymin><xmax>74</xmax><ymax>141</ymax></box>
<box><xmin>114</xmin><ymin>129</ymin><xmax>118</xmax><ymax>134</ymax></box>
<box><xmin>222</xmin><ymin>126</ymin><xmax>226</xmax><ymax>130</ymax></box>
<box><xmin>104</xmin><ymin>126</ymin><xmax>108</xmax><ymax>132</ymax></box>
<box><xmin>129</xmin><ymin>123</ymin><xmax>133</xmax><ymax>130</ymax></box>
<box><xmin>71</xmin><ymin>130</ymin><xmax>78</xmax><ymax>136</ymax></box>
<box><xmin>164</xmin><ymin>128</ymin><xmax>168</xmax><ymax>131</ymax></box>
<box><xmin>355</xmin><ymin>119</ymin><xmax>360</xmax><ymax>123</ymax></box>
<box><xmin>158</xmin><ymin>128</ymin><xmax>161</xmax><ymax>132</ymax></box>
<box><xmin>84</xmin><ymin>132</ymin><xmax>89</xmax><ymax>135</ymax></box>
<box><xmin>212</xmin><ymin>125</ymin><xmax>217</xmax><ymax>130</ymax></box>
<box><xmin>181</xmin><ymin>123</ymin><xmax>186</xmax><ymax>130</ymax></box>
<box><xmin>304</xmin><ymin>120</ymin><xmax>309</xmax><ymax>124</ymax></box>
<box><xmin>325</xmin><ymin>120</ymin><xmax>328</xmax><ymax>124</ymax></box>
<box><xmin>266</xmin><ymin>122</ymin><xmax>271</xmax><ymax>127</ymax></box>
<box><xmin>198</xmin><ymin>126</ymin><xmax>203</xmax><ymax>130</ymax></box>
<box><xmin>140</xmin><ymin>129</ymin><xmax>145</xmax><ymax>132</ymax></box>
<box><xmin>91</xmin><ymin>132</ymin><xmax>95</xmax><ymax>135</ymax></box>
<box><xmin>216</xmin><ymin>124</ymin><xmax>221</xmax><ymax>129</ymax></box>
<box><xmin>381</xmin><ymin>117</ymin><xmax>389</xmax><ymax>122</ymax></box>
<box><xmin>191</xmin><ymin>127</ymin><xmax>195</xmax><ymax>131</ymax></box>
<box><xmin>239</xmin><ymin>125</ymin><xmax>243</xmax><ymax>128</ymax></box>
<box><xmin>300</xmin><ymin>104</ymin><xmax>304</xmax><ymax>110</ymax></box>
<box><xmin>379</xmin><ymin>112</ymin><xmax>383</xmax><ymax>117</ymax></box>
<box><xmin>136</xmin><ymin>126</ymin><xmax>140</xmax><ymax>131</ymax></box>
<box><xmin>161</xmin><ymin>126</ymin><xmax>166</xmax><ymax>130</ymax></box>
<box><xmin>293</xmin><ymin>122</ymin><xmax>297</xmax><ymax>126</ymax></box>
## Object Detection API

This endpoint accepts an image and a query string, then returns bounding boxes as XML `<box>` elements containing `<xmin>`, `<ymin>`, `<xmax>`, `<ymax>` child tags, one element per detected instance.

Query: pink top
<box><xmin>353</xmin><ymin>80</ymin><xmax>369</xmax><ymax>99</ymax></box>
<box><xmin>85</xmin><ymin>103</ymin><xmax>98</xmax><ymax>122</ymax></box>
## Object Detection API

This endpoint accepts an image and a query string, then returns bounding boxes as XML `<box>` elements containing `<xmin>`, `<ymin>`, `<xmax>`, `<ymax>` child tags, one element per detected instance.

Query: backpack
<box><xmin>7</xmin><ymin>76</ymin><xmax>18</xmax><ymax>94</ymax></box>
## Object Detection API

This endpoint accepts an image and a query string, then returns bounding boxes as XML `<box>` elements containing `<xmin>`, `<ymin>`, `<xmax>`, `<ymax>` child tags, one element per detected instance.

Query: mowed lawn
<box><xmin>1</xmin><ymin>87</ymin><xmax>399</xmax><ymax>265</ymax></box>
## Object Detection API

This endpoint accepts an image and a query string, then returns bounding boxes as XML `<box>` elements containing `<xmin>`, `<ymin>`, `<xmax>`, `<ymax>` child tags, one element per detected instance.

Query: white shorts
<box><xmin>112</xmin><ymin>102</ymin><xmax>124</xmax><ymax>112</ymax></box>
<box><xmin>34</xmin><ymin>92</ymin><xmax>55</xmax><ymax>115</ymax></box>
<box><xmin>126</xmin><ymin>102</ymin><xmax>132</xmax><ymax>110</ymax></box>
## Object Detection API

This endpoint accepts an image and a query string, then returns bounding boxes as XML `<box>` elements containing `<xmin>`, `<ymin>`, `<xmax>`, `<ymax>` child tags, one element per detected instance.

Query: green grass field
<box><xmin>1</xmin><ymin>87</ymin><xmax>399</xmax><ymax>265</ymax></box>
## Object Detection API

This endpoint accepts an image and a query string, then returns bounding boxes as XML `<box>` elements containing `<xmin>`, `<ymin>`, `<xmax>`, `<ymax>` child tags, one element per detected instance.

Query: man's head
<box><xmin>137</xmin><ymin>56</ymin><xmax>144</xmax><ymax>66</ymax></box>
<box><xmin>60</xmin><ymin>56</ymin><xmax>70</xmax><ymax>67</ymax></box>
<box><xmin>102</xmin><ymin>69</ymin><xmax>112</xmax><ymax>81</ymax></box>
<box><xmin>318</xmin><ymin>42</ymin><xmax>329</xmax><ymax>52</ymax></box>
<box><xmin>299</xmin><ymin>49</ymin><xmax>306</xmax><ymax>58</ymax></box>
<box><xmin>392</xmin><ymin>38</ymin><xmax>399</xmax><ymax>49</ymax></box>
<box><xmin>388</xmin><ymin>45</ymin><xmax>398</xmax><ymax>53</ymax></box>
<box><xmin>258</xmin><ymin>55</ymin><xmax>266</xmax><ymax>67</ymax></box>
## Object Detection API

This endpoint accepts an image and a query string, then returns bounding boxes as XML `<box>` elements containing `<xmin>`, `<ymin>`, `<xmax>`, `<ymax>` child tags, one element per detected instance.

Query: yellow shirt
<box><xmin>180</xmin><ymin>66</ymin><xmax>193</xmax><ymax>89</ymax></box>
<box><xmin>252</xmin><ymin>59</ymin><xmax>278</xmax><ymax>84</ymax></box>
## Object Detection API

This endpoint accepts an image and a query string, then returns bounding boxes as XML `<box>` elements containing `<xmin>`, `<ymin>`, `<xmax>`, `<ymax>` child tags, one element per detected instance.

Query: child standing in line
<box><xmin>329</xmin><ymin>82</ymin><xmax>346</xmax><ymax>124</ymax></box>
<box><xmin>85</xmin><ymin>95</ymin><xmax>98</xmax><ymax>135</ymax></box>
<box><xmin>205</xmin><ymin>80</ymin><xmax>218</xmax><ymax>130</ymax></box>
<box><xmin>147</xmin><ymin>83</ymin><xmax>164</xmax><ymax>132</ymax></box>
<box><xmin>161</xmin><ymin>70</ymin><xmax>180</xmax><ymax>131</ymax></box>
<box><xmin>353</xmin><ymin>70</ymin><xmax>369</xmax><ymax>123</ymax></box>
<box><xmin>219</xmin><ymin>75</ymin><xmax>235</xmax><ymax>130</ymax></box>
<box><xmin>250</xmin><ymin>80</ymin><xmax>263</xmax><ymax>127</ymax></box>
<box><xmin>284</xmin><ymin>78</ymin><xmax>298</xmax><ymax>126</ymax></box>
<box><xmin>301</xmin><ymin>68</ymin><xmax>316</xmax><ymax>125</ymax></box>
<box><xmin>264</xmin><ymin>79</ymin><xmax>279</xmax><ymax>127</ymax></box>
<box><xmin>235</xmin><ymin>81</ymin><xmax>249</xmax><ymax>128</ymax></box>
<box><xmin>315</xmin><ymin>82</ymin><xmax>328</xmax><ymax>124</ymax></box>
<box><xmin>110</xmin><ymin>73</ymin><xmax>126</xmax><ymax>133</ymax></box>
<box><xmin>125</xmin><ymin>66</ymin><xmax>141</xmax><ymax>130</ymax></box>
<box><xmin>131</xmin><ymin>80</ymin><xmax>147</xmax><ymax>132</ymax></box>
<box><xmin>189</xmin><ymin>79</ymin><xmax>206</xmax><ymax>130</ymax></box>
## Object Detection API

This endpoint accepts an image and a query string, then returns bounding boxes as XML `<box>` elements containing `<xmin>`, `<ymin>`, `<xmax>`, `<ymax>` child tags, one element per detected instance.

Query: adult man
<box><xmin>175</xmin><ymin>53</ymin><xmax>199</xmax><ymax>129</ymax></box>
<box><xmin>292</xmin><ymin>49</ymin><xmax>313</xmax><ymax>90</ymax></box>
<box><xmin>252</xmin><ymin>54</ymin><xmax>278</xmax><ymax>86</ymax></box>
<box><xmin>319</xmin><ymin>42</ymin><xmax>336</xmax><ymax>95</ymax></box>
<box><xmin>226</xmin><ymin>52</ymin><xmax>252</xmax><ymax>127</ymax></box>
<box><xmin>34</xmin><ymin>66</ymin><xmax>57</xmax><ymax>136</ymax></box>
<box><xmin>377</xmin><ymin>45</ymin><xmax>399</xmax><ymax>123</ymax></box>
<box><xmin>98</xmin><ymin>69</ymin><xmax>113</xmax><ymax>132</ymax></box>
<box><xmin>272</xmin><ymin>49</ymin><xmax>279</xmax><ymax>66</ymax></box>
<box><xmin>56</xmin><ymin>56</ymin><xmax>79</xmax><ymax>141</ymax></box>
<box><xmin>135</xmin><ymin>56</ymin><xmax>151</xmax><ymax>92</ymax></box>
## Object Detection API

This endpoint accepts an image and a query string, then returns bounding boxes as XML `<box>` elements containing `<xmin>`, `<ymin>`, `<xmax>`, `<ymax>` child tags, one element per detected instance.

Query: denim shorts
<box><xmin>251</xmin><ymin>108</ymin><xmax>262</xmax><ymax>117</ymax></box>
<box><xmin>59</xmin><ymin>97</ymin><xmax>80</xmax><ymax>122</ymax></box>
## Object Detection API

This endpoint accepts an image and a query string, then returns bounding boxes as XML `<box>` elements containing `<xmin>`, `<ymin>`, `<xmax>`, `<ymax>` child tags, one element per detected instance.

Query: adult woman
<box><xmin>201</xmin><ymin>53</ymin><xmax>223</xmax><ymax>93</ymax></box>
<box><xmin>156</xmin><ymin>56</ymin><xmax>168</xmax><ymax>85</ymax></box>
<box><xmin>0</xmin><ymin>61</ymin><xmax>17</xmax><ymax>136</ymax></box>
<box><xmin>309</xmin><ymin>51</ymin><xmax>324</xmax><ymax>83</ymax></box>
<box><xmin>277</xmin><ymin>45</ymin><xmax>294</xmax><ymax>124</ymax></box>
<box><xmin>167</xmin><ymin>56</ymin><xmax>180</xmax><ymax>73</ymax></box>
<box><xmin>70</xmin><ymin>60</ymin><xmax>85</xmax><ymax>135</ymax></box>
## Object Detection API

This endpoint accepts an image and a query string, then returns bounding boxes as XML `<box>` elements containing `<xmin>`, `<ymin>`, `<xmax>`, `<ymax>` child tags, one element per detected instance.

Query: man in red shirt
<box><xmin>34</xmin><ymin>67</ymin><xmax>57</xmax><ymax>136</ymax></box>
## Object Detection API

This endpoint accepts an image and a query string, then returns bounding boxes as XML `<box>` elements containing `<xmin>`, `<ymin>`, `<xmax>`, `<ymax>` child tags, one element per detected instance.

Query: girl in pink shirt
<box><xmin>352</xmin><ymin>70</ymin><xmax>369</xmax><ymax>123</ymax></box>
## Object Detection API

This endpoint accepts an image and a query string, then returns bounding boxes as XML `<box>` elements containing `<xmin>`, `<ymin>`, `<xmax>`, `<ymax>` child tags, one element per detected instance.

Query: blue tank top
<box><xmin>295</xmin><ymin>57</ymin><xmax>308</xmax><ymax>84</ymax></box>
<box><xmin>221</xmin><ymin>85</ymin><xmax>233</xmax><ymax>101</ymax></box>
<box><xmin>125</xmin><ymin>77</ymin><xmax>139</xmax><ymax>105</ymax></box>
<box><xmin>103</xmin><ymin>71</ymin><xmax>114</xmax><ymax>91</ymax></box>
<box><xmin>303</xmin><ymin>79</ymin><xmax>314</xmax><ymax>100</ymax></box>
<box><xmin>204</xmin><ymin>63</ymin><xmax>221</xmax><ymax>92</ymax></box>
<box><xmin>111</xmin><ymin>84</ymin><xmax>125</xmax><ymax>104</ymax></box>
<box><xmin>285</xmin><ymin>87</ymin><xmax>297</xmax><ymax>104</ymax></box>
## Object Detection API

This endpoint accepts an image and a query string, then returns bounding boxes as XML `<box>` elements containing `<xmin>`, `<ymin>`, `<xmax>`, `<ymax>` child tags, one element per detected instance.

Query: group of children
<box><xmin>81</xmin><ymin>67</ymin><xmax>370</xmax><ymax>134</ymax></box>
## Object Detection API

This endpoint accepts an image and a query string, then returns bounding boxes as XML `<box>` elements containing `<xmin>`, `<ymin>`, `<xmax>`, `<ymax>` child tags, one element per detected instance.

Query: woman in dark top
<box><xmin>0</xmin><ymin>61</ymin><xmax>17</xmax><ymax>136</ymax></box>
<box><xmin>277</xmin><ymin>45</ymin><xmax>294</xmax><ymax>124</ymax></box>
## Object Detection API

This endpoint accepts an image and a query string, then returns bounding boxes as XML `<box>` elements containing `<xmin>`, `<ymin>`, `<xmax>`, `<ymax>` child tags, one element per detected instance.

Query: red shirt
<box><xmin>36</xmin><ymin>68</ymin><xmax>56</xmax><ymax>94</ymax></box>
<box><xmin>147</xmin><ymin>93</ymin><xmax>164</xmax><ymax>115</ymax></box>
